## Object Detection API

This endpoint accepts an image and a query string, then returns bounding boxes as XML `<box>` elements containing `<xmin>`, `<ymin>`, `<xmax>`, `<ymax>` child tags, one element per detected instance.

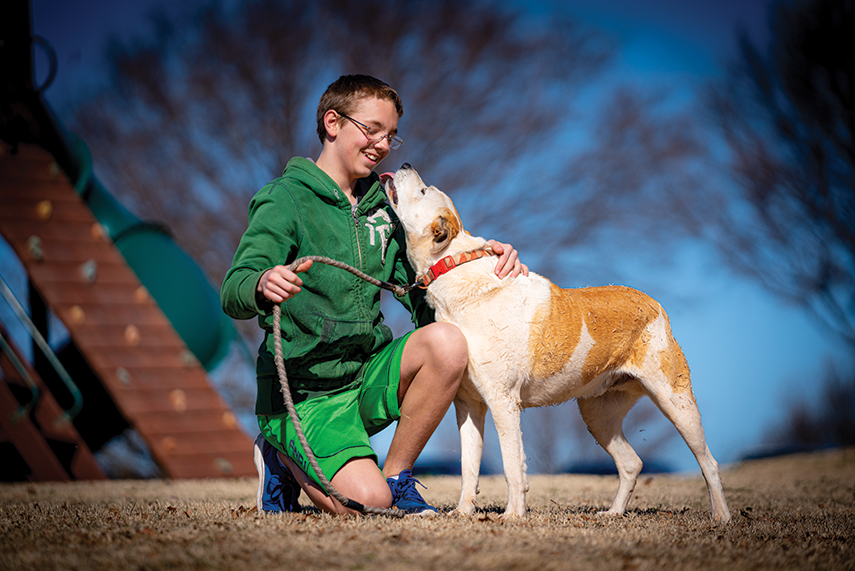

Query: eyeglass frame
<box><xmin>338</xmin><ymin>112</ymin><xmax>404</xmax><ymax>150</ymax></box>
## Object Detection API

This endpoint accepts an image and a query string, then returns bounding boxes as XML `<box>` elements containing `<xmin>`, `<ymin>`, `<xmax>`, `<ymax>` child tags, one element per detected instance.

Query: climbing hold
<box><xmin>222</xmin><ymin>411</ymin><xmax>238</xmax><ymax>430</ymax></box>
<box><xmin>79</xmin><ymin>259</ymin><xmax>97</xmax><ymax>283</ymax></box>
<box><xmin>27</xmin><ymin>235</ymin><xmax>43</xmax><ymax>261</ymax></box>
<box><xmin>134</xmin><ymin>286</ymin><xmax>149</xmax><ymax>303</ymax></box>
<box><xmin>124</xmin><ymin>324</ymin><xmax>141</xmax><ymax>346</ymax></box>
<box><xmin>116</xmin><ymin>367</ymin><xmax>132</xmax><ymax>386</ymax></box>
<box><xmin>35</xmin><ymin>200</ymin><xmax>52</xmax><ymax>221</ymax></box>
<box><xmin>180</xmin><ymin>349</ymin><xmax>197</xmax><ymax>367</ymax></box>
<box><xmin>90</xmin><ymin>223</ymin><xmax>107</xmax><ymax>240</ymax></box>
<box><xmin>169</xmin><ymin>389</ymin><xmax>187</xmax><ymax>412</ymax></box>
<box><xmin>69</xmin><ymin>305</ymin><xmax>86</xmax><ymax>323</ymax></box>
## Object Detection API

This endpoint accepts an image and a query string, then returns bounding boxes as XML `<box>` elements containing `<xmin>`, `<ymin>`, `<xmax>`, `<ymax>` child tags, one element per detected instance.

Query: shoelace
<box><xmin>266</xmin><ymin>475</ymin><xmax>283</xmax><ymax>500</ymax></box>
<box><xmin>392</xmin><ymin>475</ymin><xmax>428</xmax><ymax>502</ymax></box>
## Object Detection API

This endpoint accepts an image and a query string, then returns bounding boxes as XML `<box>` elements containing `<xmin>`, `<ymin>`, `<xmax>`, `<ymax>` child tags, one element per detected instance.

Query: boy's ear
<box><xmin>323</xmin><ymin>109</ymin><xmax>340</xmax><ymax>138</ymax></box>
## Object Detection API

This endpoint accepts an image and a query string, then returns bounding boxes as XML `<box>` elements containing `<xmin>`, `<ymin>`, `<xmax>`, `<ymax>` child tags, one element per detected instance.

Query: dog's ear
<box><xmin>430</xmin><ymin>208</ymin><xmax>461</xmax><ymax>254</ymax></box>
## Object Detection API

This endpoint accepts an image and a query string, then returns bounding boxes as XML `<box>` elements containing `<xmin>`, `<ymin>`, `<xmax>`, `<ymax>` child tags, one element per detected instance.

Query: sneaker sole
<box><xmin>253</xmin><ymin>435</ymin><xmax>266</xmax><ymax>513</ymax></box>
<box><xmin>407</xmin><ymin>509</ymin><xmax>439</xmax><ymax>517</ymax></box>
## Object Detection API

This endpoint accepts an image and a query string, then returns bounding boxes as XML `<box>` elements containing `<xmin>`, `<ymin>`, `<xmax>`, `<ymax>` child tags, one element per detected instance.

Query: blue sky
<box><xmin>24</xmin><ymin>0</ymin><xmax>851</xmax><ymax>475</ymax></box>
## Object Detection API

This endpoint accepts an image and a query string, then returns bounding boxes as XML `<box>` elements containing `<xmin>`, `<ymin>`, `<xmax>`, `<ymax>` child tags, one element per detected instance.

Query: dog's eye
<box><xmin>420</xmin><ymin>187</ymin><xmax>427</xmax><ymax>195</ymax></box>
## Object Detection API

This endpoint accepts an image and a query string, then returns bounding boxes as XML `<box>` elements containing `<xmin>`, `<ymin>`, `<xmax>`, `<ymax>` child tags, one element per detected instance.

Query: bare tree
<box><xmin>707</xmin><ymin>0</ymin><xmax>855</xmax><ymax>349</ymax></box>
<box><xmin>762</xmin><ymin>362</ymin><xmax>855</xmax><ymax>452</ymax></box>
<box><xmin>512</xmin><ymin>86</ymin><xmax>718</xmax><ymax>283</ymax></box>
<box><xmin>70</xmin><ymin>0</ymin><xmax>613</xmax><ymax>289</ymax></box>
<box><xmin>67</xmin><ymin>0</ymin><xmax>714</xmax><ymax>470</ymax></box>
<box><xmin>69</xmin><ymin>0</ymin><xmax>716</xmax><ymax>291</ymax></box>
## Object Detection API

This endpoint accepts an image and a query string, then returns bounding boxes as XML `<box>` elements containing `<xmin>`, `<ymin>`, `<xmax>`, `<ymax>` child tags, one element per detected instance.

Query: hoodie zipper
<box><xmin>351</xmin><ymin>203</ymin><xmax>363</xmax><ymax>270</ymax></box>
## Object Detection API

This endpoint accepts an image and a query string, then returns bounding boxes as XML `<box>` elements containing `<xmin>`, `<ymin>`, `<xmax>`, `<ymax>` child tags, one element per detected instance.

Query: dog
<box><xmin>380</xmin><ymin>164</ymin><xmax>731</xmax><ymax>523</ymax></box>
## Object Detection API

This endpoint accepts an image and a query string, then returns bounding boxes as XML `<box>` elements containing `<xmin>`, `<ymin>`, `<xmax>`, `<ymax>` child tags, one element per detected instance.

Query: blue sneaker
<box><xmin>387</xmin><ymin>470</ymin><xmax>439</xmax><ymax>516</ymax></box>
<box><xmin>254</xmin><ymin>434</ymin><xmax>301</xmax><ymax>513</ymax></box>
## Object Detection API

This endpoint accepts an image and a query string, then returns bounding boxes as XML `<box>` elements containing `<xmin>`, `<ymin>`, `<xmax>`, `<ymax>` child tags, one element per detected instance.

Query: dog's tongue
<box><xmin>379</xmin><ymin>173</ymin><xmax>397</xmax><ymax>205</ymax></box>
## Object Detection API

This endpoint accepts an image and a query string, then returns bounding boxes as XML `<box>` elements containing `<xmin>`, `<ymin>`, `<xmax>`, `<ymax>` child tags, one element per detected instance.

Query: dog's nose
<box><xmin>400</xmin><ymin>163</ymin><xmax>412</xmax><ymax>170</ymax></box>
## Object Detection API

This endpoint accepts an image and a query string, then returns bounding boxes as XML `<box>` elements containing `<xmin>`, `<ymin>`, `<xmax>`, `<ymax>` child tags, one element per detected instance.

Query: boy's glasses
<box><xmin>339</xmin><ymin>113</ymin><xmax>404</xmax><ymax>150</ymax></box>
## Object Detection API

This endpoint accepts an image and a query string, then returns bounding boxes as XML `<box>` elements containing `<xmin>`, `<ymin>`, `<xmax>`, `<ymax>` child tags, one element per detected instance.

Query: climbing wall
<box><xmin>0</xmin><ymin>143</ymin><xmax>254</xmax><ymax>479</ymax></box>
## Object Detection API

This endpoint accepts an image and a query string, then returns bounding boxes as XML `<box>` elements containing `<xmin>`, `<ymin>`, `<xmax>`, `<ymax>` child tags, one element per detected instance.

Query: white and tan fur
<box><xmin>381</xmin><ymin>164</ymin><xmax>730</xmax><ymax>523</ymax></box>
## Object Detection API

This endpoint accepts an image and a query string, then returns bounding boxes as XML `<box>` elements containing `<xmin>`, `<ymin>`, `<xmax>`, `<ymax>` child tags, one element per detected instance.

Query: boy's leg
<box><xmin>277</xmin><ymin>453</ymin><xmax>391</xmax><ymax>516</ymax></box>
<box><xmin>260</xmin><ymin>322</ymin><xmax>466</xmax><ymax>515</ymax></box>
<box><xmin>383</xmin><ymin>322</ymin><xmax>468</xmax><ymax>478</ymax></box>
<box><xmin>312</xmin><ymin>323</ymin><xmax>468</xmax><ymax>513</ymax></box>
<box><xmin>258</xmin><ymin>382</ymin><xmax>390</xmax><ymax>515</ymax></box>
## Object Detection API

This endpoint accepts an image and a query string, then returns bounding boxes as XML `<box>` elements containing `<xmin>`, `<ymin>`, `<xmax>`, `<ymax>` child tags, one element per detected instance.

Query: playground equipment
<box><xmin>0</xmin><ymin>3</ymin><xmax>254</xmax><ymax>480</ymax></box>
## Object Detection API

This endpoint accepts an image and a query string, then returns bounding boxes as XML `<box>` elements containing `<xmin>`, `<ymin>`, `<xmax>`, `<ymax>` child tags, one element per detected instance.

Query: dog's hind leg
<box><xmin>454</xmin><ymin>396</ymin><xmax>487</xmax><ymax>515</ymax></box>
<box><xmin>643</xmin><ymin>381</ymin><xmax>731</xmax><ymax>523</ymax></box>
<box><xmin>577</xmin><ymin>388</ymin><xmax>644</xmax><ymax>516</ymax></box>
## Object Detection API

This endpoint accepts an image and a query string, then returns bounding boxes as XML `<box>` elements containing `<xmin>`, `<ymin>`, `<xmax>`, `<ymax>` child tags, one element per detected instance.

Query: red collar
<box><xmin>418</xmin><ymin>249</ymin><xmax>494</xmax><ymax>287</ymax></box>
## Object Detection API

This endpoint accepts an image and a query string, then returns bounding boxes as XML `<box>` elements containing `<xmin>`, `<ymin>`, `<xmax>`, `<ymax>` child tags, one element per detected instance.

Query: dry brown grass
<box><xmin>1</xmin><ymin>447</ymin><xmax>853</xmax><ymax>571</ymax></box>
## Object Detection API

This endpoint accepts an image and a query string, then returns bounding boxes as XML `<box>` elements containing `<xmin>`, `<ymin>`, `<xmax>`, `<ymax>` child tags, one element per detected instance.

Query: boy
<box><xmin>221</xmin><ymin>75</ymin><xmax>525</xmax><ymax>515</ymax></box>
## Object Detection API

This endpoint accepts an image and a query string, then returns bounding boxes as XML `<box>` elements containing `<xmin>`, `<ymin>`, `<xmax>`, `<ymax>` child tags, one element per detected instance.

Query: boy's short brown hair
<box><xmin>316</xmin><ymin>75</ymin><xmax>404</xmax><ymax>144</ymax></box>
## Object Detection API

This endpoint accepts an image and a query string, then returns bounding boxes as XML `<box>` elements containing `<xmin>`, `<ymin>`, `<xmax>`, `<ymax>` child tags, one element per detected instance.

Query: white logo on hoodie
<box><xmin>365</xmin><ymin>209</ymin><xmax>392</xmax><ymax>264</ymax></box>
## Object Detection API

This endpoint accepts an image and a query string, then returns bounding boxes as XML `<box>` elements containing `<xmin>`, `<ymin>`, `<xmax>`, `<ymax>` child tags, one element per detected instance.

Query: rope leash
<box><xmin>272</xmin><ymin>255</ymin><xmax>409</xmax><ymax>518</ymax></box>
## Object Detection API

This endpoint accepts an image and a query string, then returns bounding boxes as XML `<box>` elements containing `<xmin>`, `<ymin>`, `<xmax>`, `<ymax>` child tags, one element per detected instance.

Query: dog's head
<box><xmin>381</xmin><ymin>164</ymin><xmax>492</xmax><ymax>287</ymax></box>
<box><xmin>381</xmin><ymin>164</ymin><xmax>468</xmax><ymax>265</ymax></box>
<box><xmin>380</xmin><ymin>163</ymin><xmax>478</xmax><ymax>272</ymax></box>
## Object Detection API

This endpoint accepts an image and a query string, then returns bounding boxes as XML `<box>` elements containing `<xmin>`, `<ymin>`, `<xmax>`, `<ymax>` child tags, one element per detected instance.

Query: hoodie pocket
<box><xmin>312</xmin><ymin>314</ymin><xmax>374</xmax><ymax>354</ymax></box>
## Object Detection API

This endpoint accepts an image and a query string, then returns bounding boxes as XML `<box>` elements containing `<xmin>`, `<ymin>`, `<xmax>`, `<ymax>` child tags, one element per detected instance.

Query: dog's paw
<box><xmin>501</xmin><ymin>498</ymin><xmax>528</xmax><ymax>520</ymax></box>
<box><xmin>453</xmin><ymin>501</ymin><xmax>477</xmax><ymax>517</ymax></box>
<box><xmin>499</xmin><ymin>511</ymin><xmax>526</xmax><ymax>522</ymax></box>
<box><xmin>595</xmin><ymin>509</ymin><xmax>624</xmax><ymax>518</ymax></box>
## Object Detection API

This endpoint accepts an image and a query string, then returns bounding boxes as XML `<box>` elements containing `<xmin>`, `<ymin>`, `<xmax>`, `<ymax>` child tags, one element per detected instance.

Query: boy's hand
<box><xmin>257</xmin><ymin>259</ymin><xmax>314</xmax><ymax>303</ymax></box>
<box><xmin>487</xmin><ymin>240</ymin><xmax>529</xmax><ymax>279</ymax></box>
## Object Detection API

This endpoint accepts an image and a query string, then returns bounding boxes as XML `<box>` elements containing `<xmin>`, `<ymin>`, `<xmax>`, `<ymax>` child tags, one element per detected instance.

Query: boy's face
<box><xmin>335</xmin><ymin>96</ymin><xmax>399</xmax><ymax>182</ymax></box>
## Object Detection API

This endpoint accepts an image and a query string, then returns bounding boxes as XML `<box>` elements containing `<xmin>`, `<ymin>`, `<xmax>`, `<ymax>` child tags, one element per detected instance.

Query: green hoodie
<box><xmin>221</xmin><ymin>158</ymin><xmax>433</xmax><ymax>415</ymax></box>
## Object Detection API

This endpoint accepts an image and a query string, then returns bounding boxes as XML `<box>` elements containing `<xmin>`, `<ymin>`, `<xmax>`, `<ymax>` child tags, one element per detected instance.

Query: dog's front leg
<box><xmin>489</xmin><ymin>395</ymin><xmax>528</xmax><ymax>519</ymax></box>
<box><xmin>453</xmin><ymin>396</ymin><xmax>487</xmax><ymax>515</ymax></box>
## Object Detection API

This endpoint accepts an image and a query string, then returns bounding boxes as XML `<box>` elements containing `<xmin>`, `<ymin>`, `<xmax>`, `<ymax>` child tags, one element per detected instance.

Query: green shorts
<box><xmin>258</xmin><ymin>331</ymin><xmax>413</xmax><ymax>493</ymax></box>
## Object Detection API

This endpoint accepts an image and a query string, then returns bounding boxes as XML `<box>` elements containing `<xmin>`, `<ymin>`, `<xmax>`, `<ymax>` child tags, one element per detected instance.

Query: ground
<box><xmin>1</xmin><ymin>447</ymin><xmax>853</xmax><ymax>570</ymax></box>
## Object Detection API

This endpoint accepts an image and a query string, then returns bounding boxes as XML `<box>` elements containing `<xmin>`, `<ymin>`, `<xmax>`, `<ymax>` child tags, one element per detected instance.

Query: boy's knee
<box><xmin>423</xmin><ymin>322</ymin><xmax>468</xmax><ymax>371</ymax></box>
<box><xmin>341</xmin><ymin>481</ymin><xmax>392</xmax><ymax>512</ymax></box>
